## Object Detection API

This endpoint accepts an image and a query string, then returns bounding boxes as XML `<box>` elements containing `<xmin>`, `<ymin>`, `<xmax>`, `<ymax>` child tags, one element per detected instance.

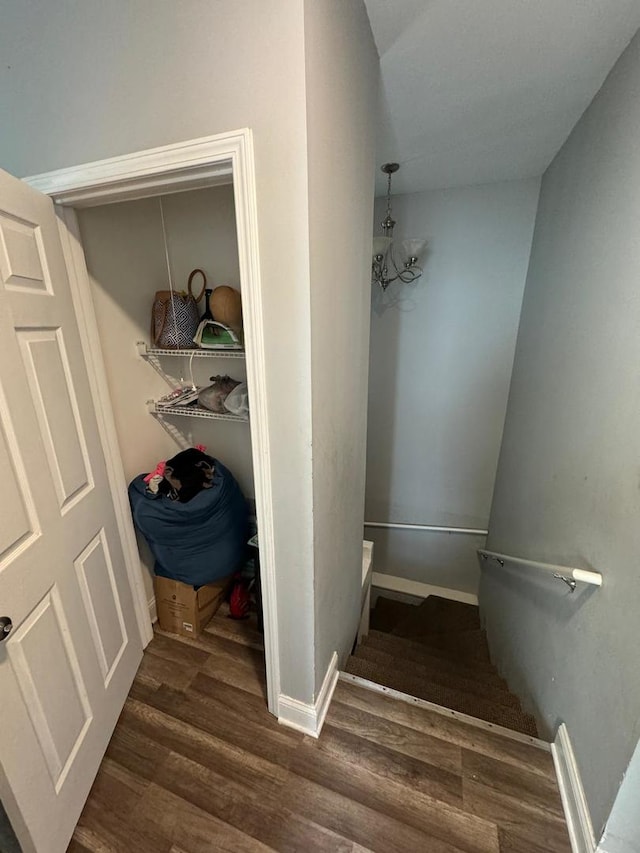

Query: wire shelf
<box><xmin>137</xmin><ymin>341</ymin><xmax>245</xmax><ymax>359</ymax></box>
<box><xmin>150</xmin><ymin>401</ymin><xmax>248</xmax><ymax>422</ymax></box>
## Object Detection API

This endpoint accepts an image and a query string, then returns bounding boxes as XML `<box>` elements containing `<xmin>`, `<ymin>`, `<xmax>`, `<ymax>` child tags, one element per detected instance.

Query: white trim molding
<box><xmin>278</xmin><ymin>652</ymin><xmax>339</xmax><ymax>738</ymax></box>
<box><xmin>26</xmin><ymin>130</ymin><xmax>281</xmax><ymax>716</ymax></box>
<box><xmin>358</xmin><ymin>541</ymin><xmax>375</xmax><ymax>645</ymax></box>
<box><xmin>372</xmin><ymin>572</ymin><xmax>479</xmax><ymax>606</ymax></box>
<box><xmin>362</xmin><ymin>540</ymin><xmax>374</xmax><ymax>584</ymax></box>
<box><xmin>24</xmin><ymin>134</ymin><xmax>236</xmax><ymax>207</ymax></box>
<box><xmin>552</xmin><ymin>723</ymin><xmax>596</xmax><ymax>853</ymax></box>
<box><xmin>148</xmin><ymin>596</ymin><xmax>158</xmax><ymax>625</ymax></box>
<box><xmin>365</xmin><ymin>521</ymin><xmax>488</xmax><ymax>535</ymax></box>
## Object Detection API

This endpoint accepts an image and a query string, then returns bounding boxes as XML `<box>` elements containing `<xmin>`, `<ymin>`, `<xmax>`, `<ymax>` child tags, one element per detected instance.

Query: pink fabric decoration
<box><xmin>195</xmin><ymin>444</ymin><xmax>207</xmax><ymax>452</ymax></box>
<box><xmin>144</xmin><ymin>460</ymin><xmax>166</xmax><ymax>483</ymax></box>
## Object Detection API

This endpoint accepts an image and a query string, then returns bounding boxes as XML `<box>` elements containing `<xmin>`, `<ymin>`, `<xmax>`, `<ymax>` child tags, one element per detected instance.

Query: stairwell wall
<box><xmin>597</xmin><ymin>739</ymin><xmax>640</xmax><ymax>853</ymax></box>
<box><xmin>366</xmin><ymin>179</ymin><xmax>540</xmax><ymax>595</ymax></box>
<box><xmin>484</xmin><ymin>28</ymin><xmax>640</xmax><ymax>836</ymax></box>
<box><xmin>303</xmin><ymin>0</ymin><xmax>379</xmax><ymax>689</ymax></box>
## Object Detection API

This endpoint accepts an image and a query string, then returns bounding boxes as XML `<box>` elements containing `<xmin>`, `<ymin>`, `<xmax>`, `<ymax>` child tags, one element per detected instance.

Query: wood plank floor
<box><xmin>69</xmin><ymin>609</ymin><xmax>571</xmax><ymax>853</ymax></box>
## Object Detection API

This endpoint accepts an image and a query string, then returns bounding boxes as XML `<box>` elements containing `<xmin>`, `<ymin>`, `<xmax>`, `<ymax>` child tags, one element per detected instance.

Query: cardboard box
<box><xmin>154</xmin><ymin>574</ymin><xmax>231</xmax><ymax>637</ymax></box>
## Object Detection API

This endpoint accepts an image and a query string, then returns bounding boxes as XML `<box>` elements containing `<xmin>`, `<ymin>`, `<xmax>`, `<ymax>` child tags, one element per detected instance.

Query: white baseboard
<box><xmin>278</xmin><ymin>651</ymin><xmax>339</xmax><ymax>738</ymax></box>
<box><xmin>148</xmin><ymin>596</ymin><xmax>157</xmax><ymax>624</ymax></box>
<box><xmin>551</xmin><ymin>723</ymin><xmax>596</xmax><ymax>853</ymax></box>
<box><xmin>371</xmin><ymin>572</ymin><xmax>478</xmax><ymax>606</ymax></box>
<box><xmin>362</xmin><ymin>540</ymin><xmax>374</xmax><ymax>587</ymax></box>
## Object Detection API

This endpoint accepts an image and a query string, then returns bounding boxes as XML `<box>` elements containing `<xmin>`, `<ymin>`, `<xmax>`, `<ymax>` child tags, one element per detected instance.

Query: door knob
<box><xmin>0</xmin><ymin>617</ymin><xmax>13</xmax><ymax>641</ymax></box>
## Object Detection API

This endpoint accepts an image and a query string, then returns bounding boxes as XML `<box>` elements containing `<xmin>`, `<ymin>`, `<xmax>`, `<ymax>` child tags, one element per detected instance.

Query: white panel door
<box><xmin>0</xmin><ymin>168</ymin><xmax>143</xmax><ymax>853</ymax></box>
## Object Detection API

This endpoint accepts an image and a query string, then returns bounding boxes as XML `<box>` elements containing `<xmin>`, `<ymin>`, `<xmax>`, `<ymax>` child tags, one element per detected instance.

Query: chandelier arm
<box><xmin>372</xmin><ymin>162</ymin><xmax>426</xmax><ymax>292</ymax></box>
<box><xmin>376</xmin><ymin>266</ymin><xmax>422</xmax><ymax>287</ymax></box>
<box><xmin>396</xmin><ymin>268</ymin><xmax>421</xmax><ymax>284</ymax></box>
<box><xmin>387</xmin><ymin>244</ymin><xmax>420</xmax><ymax>279</ymax></box>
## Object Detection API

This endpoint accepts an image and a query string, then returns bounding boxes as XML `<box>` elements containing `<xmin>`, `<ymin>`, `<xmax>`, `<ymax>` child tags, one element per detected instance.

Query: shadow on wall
<box><xmin>0</xmin><ymin>801</ymin><xmax>21</xmax><ymax>853</ymax></box>
<box><xmin>366</xmin><ymin>205</ymin><xmax>434</xmax><ymax>524</ymax></box>
<box><xmin>367</xmin><ymin>275</ymin><xmax>412</xmax><ymax>517</ymax></box>
<box><xmin>480</xmin><ymin>560</ymin><xmax>600</xmax><ymax>737</ymax></box>
<box><xmin>598</xmin><ymin>736</ymin><xmax>640</xmax><ymax>853</ymax></box>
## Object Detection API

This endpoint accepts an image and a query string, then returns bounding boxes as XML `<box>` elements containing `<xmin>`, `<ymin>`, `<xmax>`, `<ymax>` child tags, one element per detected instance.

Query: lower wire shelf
<box><xmin>147</xmin><ymin>400</ymin><xmax>249</xmax><ymax>423</ymax></box>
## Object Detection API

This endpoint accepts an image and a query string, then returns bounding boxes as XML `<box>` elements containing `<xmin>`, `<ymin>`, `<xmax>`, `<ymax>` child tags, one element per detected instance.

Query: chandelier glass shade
<box><xmin>372</xmin><ymin>163</ymin><xmax>427</xmax><ymax>291</ymax></box>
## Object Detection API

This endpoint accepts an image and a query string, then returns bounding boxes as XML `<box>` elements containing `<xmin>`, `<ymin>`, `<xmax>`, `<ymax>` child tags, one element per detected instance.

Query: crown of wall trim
<box><xmin>24</xmin><ymin>133</ymin><xmax>240</xmax><ymax>207</ymax></box>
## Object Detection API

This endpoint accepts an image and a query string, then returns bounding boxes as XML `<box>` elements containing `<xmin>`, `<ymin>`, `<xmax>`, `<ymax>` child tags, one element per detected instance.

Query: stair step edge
<box><xmin>343</xmin><ymin>658</ymin><xmax>537</xmax><ymax>737</ymax></box>
<box><xmin>353</xmin><ymin>645</ymin><xmax>521</xmax><ymax>709</ymax></box>
<box><xmin>338</xmin><ymin>671</ymin><xmax>547</xmax><ymax>747</ymax></box>
<box><xmin>365</xmin><ymin>630</ymin><xmax>502</xmax><ymax>678</ymax></box>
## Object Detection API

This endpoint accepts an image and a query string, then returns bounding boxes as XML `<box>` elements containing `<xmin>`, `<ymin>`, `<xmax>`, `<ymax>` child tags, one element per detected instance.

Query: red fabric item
<box><xmin>229</xmin><ymin>579</ymin><xmax>250</xmax><ymax>619</ymax></box>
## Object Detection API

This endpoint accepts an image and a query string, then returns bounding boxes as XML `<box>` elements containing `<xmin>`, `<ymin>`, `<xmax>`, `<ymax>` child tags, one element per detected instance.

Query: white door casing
<box><xmin>0</xmin><ymin>168</ymin><xmax>143</xmax><ymax>853</ymax></box>
<box><xmin>27</xmin><ymin>129</ymin><xmax>281</xmax><ymax>717</ymax></box>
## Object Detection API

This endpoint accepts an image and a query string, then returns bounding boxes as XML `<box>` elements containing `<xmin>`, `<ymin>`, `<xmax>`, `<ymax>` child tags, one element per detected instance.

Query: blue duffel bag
<box><xmin>128</xmin><ymin>449</ymin><xmax>248</xmax><ymax>587</ymax></box>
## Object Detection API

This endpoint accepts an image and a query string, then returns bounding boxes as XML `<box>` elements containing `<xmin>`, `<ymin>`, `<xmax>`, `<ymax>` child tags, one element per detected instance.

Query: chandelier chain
<box><xmin>372</xmin><ymin>162</ymin><xmax>426</xmax><ymax>291</ymax></box>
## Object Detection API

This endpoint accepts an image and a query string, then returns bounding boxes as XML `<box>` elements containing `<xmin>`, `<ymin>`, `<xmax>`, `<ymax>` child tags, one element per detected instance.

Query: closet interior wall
<box><xmin>76</xmin><ymin>184</ymin><xmax>255</xmax><ymax>605</ymax></box>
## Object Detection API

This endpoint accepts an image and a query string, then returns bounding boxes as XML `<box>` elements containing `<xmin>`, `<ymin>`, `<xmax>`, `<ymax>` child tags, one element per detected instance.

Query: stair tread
<box><xmin>392</xmin><ymin>626</ymin><xmax>491</xmax><ymax>662</ymax></box>
<box><xmin>365</xmin><ymin>629</ymin><xmax>505</xmax><ymax>684</ymax></box>
<box><xmin>361</xmin><ymin>595</ymin><xmax>538</xmax><ymax>739</ymax></box>
<box><xmin>371</xmin><ymin>594</ymin><xmax>482</xmax><ymax>636</ymax></box>
<box><xmin>344</xmin><ymin>656</ymin><xmax>538</xmax><ymax>737</ymax></box>
<box><xmin>393</xmin><ymin>594</ymin><xmax>481</xmax><ymax>635</ymax></box>
<box><xmin>367</xmin><ymin>628</ymin><xmax>499</xmax><ymax>675</ymax></box>
<box><xmin>354</xmin><ymin>642</ymin><xmax>521</xmax><ymax>709</ymax></box>
<box><xmin>369</xmin><ymin>631</ymin><xmax>494</xmax><ymax>672</ymax></box>
<box><xmin>334</xmin><ymin>679</ymin><xmax>552</xmax><ymax>760</ymax></box>
<box><xmin>370</xmin><ymin>596</ymin><xmax>418</xmax><ymax>632</ymax></box>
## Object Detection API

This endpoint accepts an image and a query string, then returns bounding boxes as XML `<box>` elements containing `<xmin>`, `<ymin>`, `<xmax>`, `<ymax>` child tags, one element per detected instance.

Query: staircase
<box><xmin>345</xmin><ymin>595</ymin><xmax>539</xmax><ymax>738</ymax></box>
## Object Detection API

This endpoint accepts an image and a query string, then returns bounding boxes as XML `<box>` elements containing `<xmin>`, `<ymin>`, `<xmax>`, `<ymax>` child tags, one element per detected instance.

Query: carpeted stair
<box><xmin>345</xmin><ymin>595</ymin><xmax>539</xmax><ymax>737</ymax></box>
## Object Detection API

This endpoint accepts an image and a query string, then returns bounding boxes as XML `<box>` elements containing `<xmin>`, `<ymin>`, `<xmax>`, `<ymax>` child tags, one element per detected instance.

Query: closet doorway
<box><xmin>27</xmin><ymin>131</ymin><xmax>280</xmax><ymax>714</ymax></box>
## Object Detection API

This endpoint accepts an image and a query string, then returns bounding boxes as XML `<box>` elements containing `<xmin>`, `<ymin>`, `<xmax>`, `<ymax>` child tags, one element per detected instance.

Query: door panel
<box><xmin>0</xmin><ymin>389</ymin><xmax>40</xmax><ymax>565</ymax></box>
<box><xmin>74</xmin><ymin>529</ymin><xmax>129</xmax><ymax>685</ymax></box>
<box><xmin>9</xmin><ymin>588</ymin><xmax>92</xmax><ymax>790</ymax></box>
<box><xmin>0</xmin><ymin>167</ymin><xmax>144</xmax><ymax>853</ymax></box>
<box><xmin>0</xmin><ymin>211</ymin><xmax>52</xmax><ymax>294</ymax></box>
<box><xmin>17</xmin><ymin>326</ymin><xmax>94</xmax><ymax>509</ymax></box>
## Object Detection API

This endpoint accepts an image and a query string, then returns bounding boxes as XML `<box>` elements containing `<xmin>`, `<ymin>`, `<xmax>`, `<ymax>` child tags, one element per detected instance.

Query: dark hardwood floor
<box><xmin>69</xmin><ymin>607</ymin><xmax>571</xmax><ymax>852</ymax></box>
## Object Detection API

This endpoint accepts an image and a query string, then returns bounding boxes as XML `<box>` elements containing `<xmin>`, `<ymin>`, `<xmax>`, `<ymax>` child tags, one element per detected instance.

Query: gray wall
<box><xmin>484</xmin><ymin>29</ymin><xmax>640</xmax><ymax>835</ymax></box>
<box><xmin>598</xmin><ymin>740</ymin><xmax>640</xmax><ymax>853</ymax></box>
<box><xmin>303</xmin><ymin>0</ymin><xmax>379</xmax><ymax>688</ymax></box>
<box><xmin>0</xmin><ymin>0</ymin><xmax>377</xmax><ymax>708</ymax></box>
<box><xmin>366</xmin><ymin>180</ymin><xmax>540</xmax><ymax>594</ymax></box>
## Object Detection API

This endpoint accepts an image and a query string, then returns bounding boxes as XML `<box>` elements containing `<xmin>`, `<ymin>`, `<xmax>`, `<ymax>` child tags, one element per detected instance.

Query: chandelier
<box><xmin>372</xmin><ymin>162</ymin><xmax>427</xmax><ymax>291</ymax></box>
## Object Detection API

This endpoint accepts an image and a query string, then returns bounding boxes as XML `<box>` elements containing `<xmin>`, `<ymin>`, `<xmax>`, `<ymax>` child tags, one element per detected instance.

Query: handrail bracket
<box><xmin>553</xmin><ymin>574</ymin><xmax>577</xmax><ymax>593</ymax></box>
<box><xmin>478</xmin><ymin>548</ymin><xmax>602</xmax><ymax>589</ymax></box>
